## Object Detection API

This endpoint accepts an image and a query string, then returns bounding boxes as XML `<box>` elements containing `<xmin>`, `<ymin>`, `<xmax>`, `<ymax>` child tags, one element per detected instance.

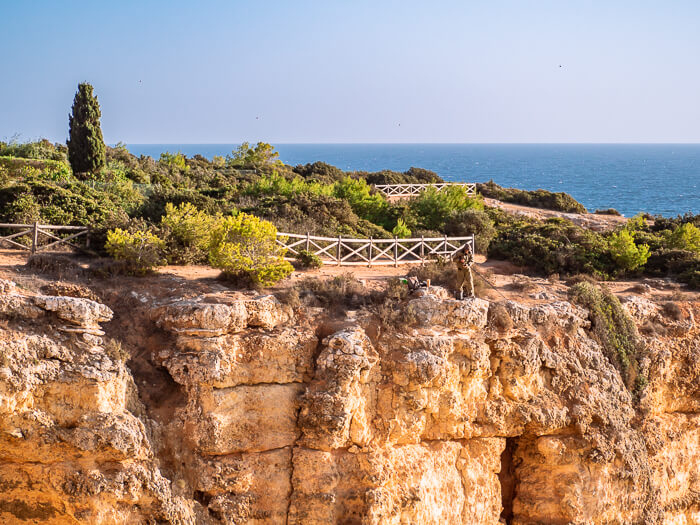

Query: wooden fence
<box><xmin>277</xmin><ymin>232</ymin><xmax>474</xmax><ymax>266</ymax></box>
<box><xmin>375</xmin><ymin>182</ymin><xmax>476</xmax><ymax>198</ymax></box>
<box><xmin>0</xmin><ymin>221</ymin><xmax>474</xmax><ymax>268</ymax></box>
<box><xmin>0</xmin><ymin>223</ymin><xmax>89</xmax><ymax>253</ymax></box>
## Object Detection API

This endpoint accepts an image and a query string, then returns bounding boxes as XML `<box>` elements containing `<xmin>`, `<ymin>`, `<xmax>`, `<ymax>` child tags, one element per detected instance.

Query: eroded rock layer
<box><xmin>0</xmin><ymin>279</ymin><xmax>698</xmax><ymax>524</ymax></box>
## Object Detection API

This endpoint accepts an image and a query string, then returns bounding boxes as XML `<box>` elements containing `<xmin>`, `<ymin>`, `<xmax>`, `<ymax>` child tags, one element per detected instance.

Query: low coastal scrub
<box><xmin>294</xmin><ymin>250</ymin><xmax>323</xmax><ymax>269</ymax></box>
<box><xmin>2</xmin><ymin>138</ymin><xmax>698</xmax><ymax>289</ymax></box>
<box><xmin>105</xmin><ymin>228</ymin><xmax>167</xmax><ymax>275</ymax></box>
<box><xmin>595</xmin><ymin>208</ymin><xmax>622</xmax><ymax>216</ymax></box>
<box><xmin>477</xmin><ymin>180</ymin><xmax>587</xmax><ymax>213</ymax></box>
<box><xmin>160</xmin><ymin>202</ymin><xmax>218</xmax><ymax>264</ymax></box>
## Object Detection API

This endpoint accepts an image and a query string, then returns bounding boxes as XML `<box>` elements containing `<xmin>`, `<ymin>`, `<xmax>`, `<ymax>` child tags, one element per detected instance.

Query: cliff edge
<box><xmin>0</xmin><ymin>278</ymin><xmax>698</xmax><ymax>524</ymax></box>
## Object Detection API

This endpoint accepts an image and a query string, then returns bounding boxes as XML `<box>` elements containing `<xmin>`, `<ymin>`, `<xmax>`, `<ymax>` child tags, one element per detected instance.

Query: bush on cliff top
<box><xmin>478</xmin><ymin>180</ymin><xmax>587</xmax><ymax>214</ymax></box>
<box><xmin>105</xmin><ymin>228</ymin><xmax>166</xmax><ymax>275</ymax></box>
<box><xmin>208</xmin><ymin>212</ymin><xmax>293</xmax><ymax>286</ymax></box>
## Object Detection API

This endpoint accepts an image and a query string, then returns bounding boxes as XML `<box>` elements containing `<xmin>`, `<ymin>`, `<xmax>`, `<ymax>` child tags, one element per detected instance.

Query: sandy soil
<box><xmin>2</xmin><ymin>249</ymin><xmax>695</xmax><ymax>308</ymax></box>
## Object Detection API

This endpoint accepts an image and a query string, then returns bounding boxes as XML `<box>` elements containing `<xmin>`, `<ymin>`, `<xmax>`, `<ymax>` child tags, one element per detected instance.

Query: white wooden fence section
<box><xmin>0</xmin><ymin>223</ymin><xmax>89</xmax><ymax>253</ymax></box>
<box><xmin>375</xmin><ymin>182</ymin><xmax>476</xmax><ymax>198</ymax></box>
<box><xmin>277</xmin><ymin>233</ymin><xmax>474</xmax><ymax>266</ymax></box>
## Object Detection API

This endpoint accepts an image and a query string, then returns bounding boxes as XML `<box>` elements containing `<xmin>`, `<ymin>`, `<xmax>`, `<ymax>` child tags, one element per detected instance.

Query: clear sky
<box><xmin>2</xmin><ymin>1</ymin><xmax>699</xmax><ymax>144</ymax></box>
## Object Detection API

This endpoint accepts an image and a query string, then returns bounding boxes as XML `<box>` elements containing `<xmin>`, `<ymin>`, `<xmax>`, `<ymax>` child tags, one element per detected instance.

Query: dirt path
<box><xmin>1</xmin><ymin>249</ymin><xmax>695</xmax><ymax>308</ymax></box>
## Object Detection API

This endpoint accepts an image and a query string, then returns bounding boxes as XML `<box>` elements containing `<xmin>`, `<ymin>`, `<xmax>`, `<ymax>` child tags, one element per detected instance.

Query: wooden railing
<box><xmin>0</xmin><ymin>221</ymin><xmax>473</xmax><ymax>268</ymax></box>
<box><xmin>0</xmin><ymin>223</ymin><xmax>89</xmax><ymax>253</ymax></box>
<box><xmin>277</xmin><ymin>232</ymin><xmax>474</xmax><ymax>267</ymax></box>
<box><xmin>375</xmin><ymin>182</ymin><xmax>476</xmax><ymax>198</ymax></box>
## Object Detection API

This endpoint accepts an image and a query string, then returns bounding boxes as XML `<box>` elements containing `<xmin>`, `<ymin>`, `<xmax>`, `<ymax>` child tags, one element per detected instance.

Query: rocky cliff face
<box><xmin>0</xmin><ymin>278</ymin><xmax>697</xmax><ymax>524</ymax></box>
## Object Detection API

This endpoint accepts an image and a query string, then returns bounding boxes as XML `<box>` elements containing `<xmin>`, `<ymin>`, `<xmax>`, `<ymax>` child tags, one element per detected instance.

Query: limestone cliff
<box><xmin>0</xmin><ymin>278</ymin><xmax>698</xmax><ymax>524</ymax></box>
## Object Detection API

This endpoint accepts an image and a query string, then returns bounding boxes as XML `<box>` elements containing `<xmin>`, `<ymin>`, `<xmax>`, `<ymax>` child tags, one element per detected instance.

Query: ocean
<box><xmin>124</xmin><ymin>144</ymin><xmax>700</xmax><ymax>218</ymax></box>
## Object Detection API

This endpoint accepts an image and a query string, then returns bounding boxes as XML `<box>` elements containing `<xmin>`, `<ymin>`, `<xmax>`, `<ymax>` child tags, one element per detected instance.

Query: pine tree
<box><xmin>67</xmin><ymin>82</ymin><xmax>106</xmax><ymax>177</ymax></box>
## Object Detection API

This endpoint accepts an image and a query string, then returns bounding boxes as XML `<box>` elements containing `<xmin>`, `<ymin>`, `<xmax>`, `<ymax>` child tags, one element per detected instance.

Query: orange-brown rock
<box><xmin>1</xmin><ymin>282</ymin><xmax>698</xmax><ymax>524</ymax></box>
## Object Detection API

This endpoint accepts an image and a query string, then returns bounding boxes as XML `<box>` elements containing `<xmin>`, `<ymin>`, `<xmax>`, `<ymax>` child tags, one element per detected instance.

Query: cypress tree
<box><xmin>67</xmin><ymin>82</ymin><xmax>106</xmax><ymax>176</ymax></box>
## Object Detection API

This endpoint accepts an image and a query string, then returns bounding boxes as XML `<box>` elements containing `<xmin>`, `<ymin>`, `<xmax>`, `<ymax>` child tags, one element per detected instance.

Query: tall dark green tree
<box><xmin>67</xmin><ymin>82</ymin><xmax>106</xmax><ymax>176</ymax></box>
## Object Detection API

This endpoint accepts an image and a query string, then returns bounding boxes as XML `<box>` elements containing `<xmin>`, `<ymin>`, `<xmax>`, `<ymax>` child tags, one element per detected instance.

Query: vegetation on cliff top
<box><xmin>1</xmin><ymin>133</ymin><xmax>698</xmax><ymax>288</ymax></box>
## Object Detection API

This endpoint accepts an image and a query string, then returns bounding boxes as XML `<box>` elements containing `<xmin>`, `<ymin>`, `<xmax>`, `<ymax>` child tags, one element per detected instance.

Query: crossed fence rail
<box><xmin>277</xmin><ymin>232</ymin><xmax>474</xmax><ymax>267</ymax></box>
<box><xmin>0</xmin><ymin>221</ymin><xmax>474</xmax><ymax>268</ymax></box>
<box><xmin>0</xmin><ymin>222</ymin><xmax>90</xmax><ymax>253</ymax></box>
<box><xmin>375</xmin><ymin>182</ymin><xmax>476</xmax><ymax>198</ymax></box>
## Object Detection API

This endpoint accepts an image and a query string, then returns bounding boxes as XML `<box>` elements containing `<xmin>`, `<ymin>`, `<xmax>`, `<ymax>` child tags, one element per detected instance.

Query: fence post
<box><xmin>444</xmin><ymin>234</ymin><xmax>448</xmax><ymax>258</ymax></box>
<box><xmin>305</xmin><ymin>232</ymin><xmax>310</xmax><ymax>252</ymax></box>
<box><xmin>85</xmin><ymin>228</ymin><xmax>90</xmax><ymax>249</ymax></box>
<box><xmin>393</xmin><ymin>236</ymin><xmax>398</xmax><ymax>268</ymax></box>
<box><xmin>31</xmin><ymin>221</ymin><xmax>39</xmax><ymax>254</ymax></box>
<box><xmin>420</xmin><ymin>235</ymin><xmax>425</xmax><ymax>266</ymax></box>
<box><xmin>368</xmin><ymin>237</ymin><xmax>373</xmax><ymax>268</ymax></box>
<box><xmin>337</xmin><ymin>235</ymin><xmax>342</xmax><ymax>266</ymax></box>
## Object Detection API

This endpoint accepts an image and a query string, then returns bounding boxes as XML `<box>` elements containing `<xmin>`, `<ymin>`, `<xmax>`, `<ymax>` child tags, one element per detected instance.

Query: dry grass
<box><xmin>565</xmin><ymin>273</ymin><xmax>599</xmax><ymax>287</ymax></box>
<box><xmin>104</xmin><ymin>338</ymin><xmax>130</xmax><ymax>363</ymax></box>
<box><xmin>661</xmin><ymin>301</ymin><xmax>683</xmax><ymax>321</ymax></box>
<box><xmin>488</xmin><ymin>303</ymin><xmax>513</xmax><ymax>332</ymax></box>
<box><xmin>626</xmin><ymin>283</ymin><xmax>651</xmax><ymax>294</ymax></box>
<box><xmin>26</xmin><ymin>254</ymin><xmax>85</xmax><ymax>279</ymax></box>
<box><xmin>508</xmin><ymin>276</ymin><xmax>539</xmax><ymax>293</ymax></box>
<box><xmin>640</xmin><ymin>320</ymin><xmax>668</xmax><ymax>337</ymax></box>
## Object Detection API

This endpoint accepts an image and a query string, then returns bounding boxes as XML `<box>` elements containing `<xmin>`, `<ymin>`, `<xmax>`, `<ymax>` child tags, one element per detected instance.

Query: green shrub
<box><xmin>0</xmin><ymin>178</ymin><xmax>118</xmax><ymax>227</ymax></box>
<box><xmin>333</xmin><ymin>176</ymin><xmax>389</xmax><ymax>226</ymax></box>
<box><xmin>105</xmin><ymin>228</ymin><xmax>166</xmax><ymax>275</ymax></box>
<box><xmin>569</xmin><ymin>281</ymin><xmax>644</xmax><ymax>391</ymax></box>
<box><xmin>292</xmin><ymin>161</ymin><xmax>345</xmax><ymax>183</ymax></box>
<box><xmin>226</xmin><ymin>142</ymin><xmax>282</xmax><ymax>171</ymax></box>
<box><xmin>160</xmin><ymin>202</ymin><xmax>218</xmax><ymax>264</ymax></box>
<box><xmin>477</xmin><ymin>180</ymin><xmax>587</xmax><ymax>213</ymax></box>
<box><xmin>245</xmin><ymin>192</ymin><xmax>391</xmax><ymax>239</ymax></box>
<box><xmin>595</xmin><ymin>208</ymin><xmax>621</xmax><ymax>216</ymax></box>
<box><xmin>295</xmin><ymin>249</ymin><xmax>323</xmax><ymax>269</ymax></box>
<box><xmin>244</xmin><ymin>171</ymin><xmax>333</xmax><ymax>198</ymax></box>
<box><xmin>360</xmin><ymin>167</ymin><xmax>442</xmax><ymax>185</ymax></box>
<box><xmin>608</xmin><ymin>229</ymin><xmax>650</xmax><ymax>272</ymax></box>
<box><xmin>392</xmin><ymin>218</ymin><xmax>411</xmax><ymax>238</ymax></box>
<box><xmin>159</xmin><ymin>152</ymin><xmax>188</xmax><ymax>173</ymax></box>
<box><xmin>667</xmin><ymin>223</ymin><xmax>700</xmax><ymax>253</ymax></box>
<box><xmin>410</xmin><ymin>186</ymin><xmax>484</xmax><ymax>231</ymax></box>
<box><xmin>624</xmin><ymin>213</ymin><xmax>648</xmax><ymax>234</ymax></box>
<box><xmin>0</xmin><ymin>138</ymin><xmax>67</xmax><ymax>161</ymax></box>
<box><xmin>488</xmin><ymin>214</ymin><xmax>611</xmax><ymax>277</ymax></box>
<box><xmin>208</xmin><ymin>213</ymin><xmax>293</xmax><ymax>286</ymax></box>
<box><xmin>443</xmin><ymin>208</ymin><xmax>496</xmax><ymax>253</ymax></box>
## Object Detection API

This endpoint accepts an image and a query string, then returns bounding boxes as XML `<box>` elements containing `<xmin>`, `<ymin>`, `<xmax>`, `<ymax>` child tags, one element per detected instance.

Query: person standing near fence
<box><xmin>453</xmin><ymin>243</ymin><xmax>474</xmax><ymax>300</ymax></box>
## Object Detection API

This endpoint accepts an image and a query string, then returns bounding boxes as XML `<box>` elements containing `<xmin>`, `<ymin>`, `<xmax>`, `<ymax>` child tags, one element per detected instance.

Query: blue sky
<box><xmin>2</xmin><ymin>1</ymin><xmax>699</xmax><ymax>143</ymax></box>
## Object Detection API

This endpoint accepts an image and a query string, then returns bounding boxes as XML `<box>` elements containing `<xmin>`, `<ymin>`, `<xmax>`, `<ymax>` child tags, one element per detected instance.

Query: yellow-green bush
<box><xmin>392</xmin><ymin>218</ymin><xmax>411</xmax><ymax>238</ymax></box>
<box><xmin>608</xmin><ymin>229</ymin><xmax>650</xmax><ymax>272</ymax></box>
<box><xmin>160</xmin><ymin>202</ymin><xmax>218</xmax><ymax>263</ymax></box>
<box><xmin>105</xmin><ymin>228</ymin><xmax>166</xmax><ymax>275</ymax></box>
<box><xmin>410</xmin><ymin>186</ymin><xmax>484</xmax><ymax>231</ymax></box>
<box><xmin>667</xmin><ymin>223</ymin><xmax>700</xmax><ymax>253</ymax></box>
<box><xmin>208</xmin><ymin>212</ymin><xmax>293</xmax><ymax>285</ymax></box>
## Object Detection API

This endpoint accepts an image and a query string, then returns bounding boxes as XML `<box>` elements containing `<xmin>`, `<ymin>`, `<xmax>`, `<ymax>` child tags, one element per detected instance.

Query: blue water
<box><xmin>124</xmin><ymin>144</ymin><xmax>700</xmax><ymax>218</ymax></box>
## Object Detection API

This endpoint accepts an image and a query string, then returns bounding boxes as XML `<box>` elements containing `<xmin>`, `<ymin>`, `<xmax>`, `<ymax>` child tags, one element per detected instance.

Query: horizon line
<box><xmin>117</xmin><ymin>141</ymin><xmax>700</xmax><ymax>146</ymax></box>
